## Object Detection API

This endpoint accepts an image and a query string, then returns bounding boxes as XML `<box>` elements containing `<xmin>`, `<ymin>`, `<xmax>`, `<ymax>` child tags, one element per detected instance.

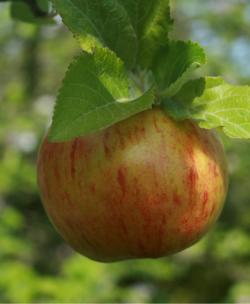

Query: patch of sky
<box><xmin>230</xmin><ymin>37</ymin><xmax>250</xmax><ymax>77</ymax></box>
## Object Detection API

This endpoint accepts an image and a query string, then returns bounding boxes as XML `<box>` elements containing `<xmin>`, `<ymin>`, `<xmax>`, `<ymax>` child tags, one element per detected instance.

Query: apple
<box><xmin>37</xmin><ymin>108</ymin><xmax>228</xmax><ymax>262</ymax></box>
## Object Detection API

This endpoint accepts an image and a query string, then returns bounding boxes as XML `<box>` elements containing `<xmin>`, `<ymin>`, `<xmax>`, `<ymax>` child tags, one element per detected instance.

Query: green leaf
<box><xmin>37</xmin><ymin>0</ymin><xmax>50</xmax><ymax>12</ymax></box>
<box><xmin>11</xmin><ymin>2</ymin><xmax>36</xmax><ymax>24</ymax></box>
<box><xmin>48</xmin><ymin>48</ymin><xmax>154</xmax><ymax>142</ymax></box>
<box><xmin>51</xmin><ymin>0</ymin><xmax>137</xmax><ymax>69</ymax></box>
<box><xmin>153</xmin><ymin>41</ymin><xmax>206</xmax><ymax>97</ymax></box>
<box><xmin>51</xmin><ymin>0</ymin><xmax>173</xmax><ymax>69</ymax></box>
<box><xmin>120</xmin><ymin>0</ymin><xmax>173</xmax><ymax>68</ymax></box>
<box><xmin>136</xmin><ymin>0</ymin><xmax>173</xmax><ymax>68</ymax></box>
<box><xmin>163</xmin><ymin>77</ymin><xmax>250</xmax><ymax>139</ymax></box>
<box><xmin>10</xmin><ymin>0</ymin><xmax>53</xmax><ymax>24</ymax></box>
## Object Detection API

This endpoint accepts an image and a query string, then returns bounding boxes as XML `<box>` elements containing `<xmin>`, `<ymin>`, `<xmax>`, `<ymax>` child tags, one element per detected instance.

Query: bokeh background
<box><xmin>1</xmin><ymin>0</ymin><xmax>250</xmax><ymax>302</ymax></box>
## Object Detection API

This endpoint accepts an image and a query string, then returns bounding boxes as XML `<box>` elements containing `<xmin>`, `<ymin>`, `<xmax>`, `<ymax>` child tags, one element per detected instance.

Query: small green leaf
<box><xmin>154</xmin><ymin>41</ymin><xmax>206</xmax><ymax>97</ymax></box>
<box><xmin>164</xmin><ymin>77</ymin><xmax>250</xmax><ymax>139</ymax></box>
<box><xmin>48</xmin><ymin>48</ymin><xmax>154</xmax><ymax>142</ymax></box>
<box><xmin>51</xmin><ymin>0</ymin><xmax>137</xmax><ymax>69</ymax></box>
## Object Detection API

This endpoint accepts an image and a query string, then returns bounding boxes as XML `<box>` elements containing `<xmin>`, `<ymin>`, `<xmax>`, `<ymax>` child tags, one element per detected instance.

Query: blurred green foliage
<box><xmin>0</xmin><ymin>0</ymin><xmax>250</xmax><ymax>302</ymax></box>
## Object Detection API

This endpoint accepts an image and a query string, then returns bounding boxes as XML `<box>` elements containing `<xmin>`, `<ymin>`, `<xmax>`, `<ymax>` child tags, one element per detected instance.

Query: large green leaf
<box><xmin>135</xmin><ymin>0</ymin><xmax>173</xmax><ymax>68</ymax></box>
<box><xmin>49</xmin><ymin>48</ymin><xmax>154</xmax><ymax>142</ymax></box>
<box><xmin>119</xmin><ymin>0</ymin><xmax>173</xmax><ymax>68</ymax></box>
<box><xmin>51</xmin><ymin>0</ymin><xmax>138</xmax><ymax>69</ymax></box>
<box><xmin>51</xmin><ymin>0</ymin><xmax>173</xmax><ymax>69</ymax></box>
<box><xmin>163</xmin><ymin>77</ymin><xmax>250</xmax><ymax>139</ymax></box>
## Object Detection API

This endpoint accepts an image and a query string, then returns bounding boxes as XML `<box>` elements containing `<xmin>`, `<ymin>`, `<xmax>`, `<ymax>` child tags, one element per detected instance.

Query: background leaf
<box><xmin>164</xmin><ymin>77</ymin><xmax>250</xmax><ymax>139</ymax></box>
<box><xmin>10</xmin><ymin>0</ymin><xmax>53</xmax><ymax>24</ymax></box>
<box><xmin>49</xmin><ymin>48</ymin><xmax>154</xmax><ymax>142</ymax></box>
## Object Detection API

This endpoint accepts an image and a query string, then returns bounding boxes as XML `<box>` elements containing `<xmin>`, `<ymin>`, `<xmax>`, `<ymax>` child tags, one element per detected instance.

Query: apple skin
<box><xmin>37</xmin><ymin>108</ymin><xmax>228</xmax><ymax>262</ymax></box>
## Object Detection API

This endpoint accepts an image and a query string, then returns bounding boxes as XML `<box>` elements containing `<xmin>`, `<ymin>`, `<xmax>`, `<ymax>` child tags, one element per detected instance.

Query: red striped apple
<box><xmin>37</xmin><ymin>108</ymin><xmax>228</xmax><ymax>262</ymax></box>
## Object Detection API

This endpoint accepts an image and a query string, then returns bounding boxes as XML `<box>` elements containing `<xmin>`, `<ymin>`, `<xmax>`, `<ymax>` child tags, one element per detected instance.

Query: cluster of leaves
<box><xmin>44</xmin><ymin>0</ymin><xmax>250</xmax><ymax>142</ymax></box>
<box><xmin>48</xmin><ymin>0</ymin><xmax>207</xmax><ymax>141</ymax></box>
<box><xmin>3</xmin><ymin>0</ymin><xmax>250</xmax><ymax>141</ymax></box>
